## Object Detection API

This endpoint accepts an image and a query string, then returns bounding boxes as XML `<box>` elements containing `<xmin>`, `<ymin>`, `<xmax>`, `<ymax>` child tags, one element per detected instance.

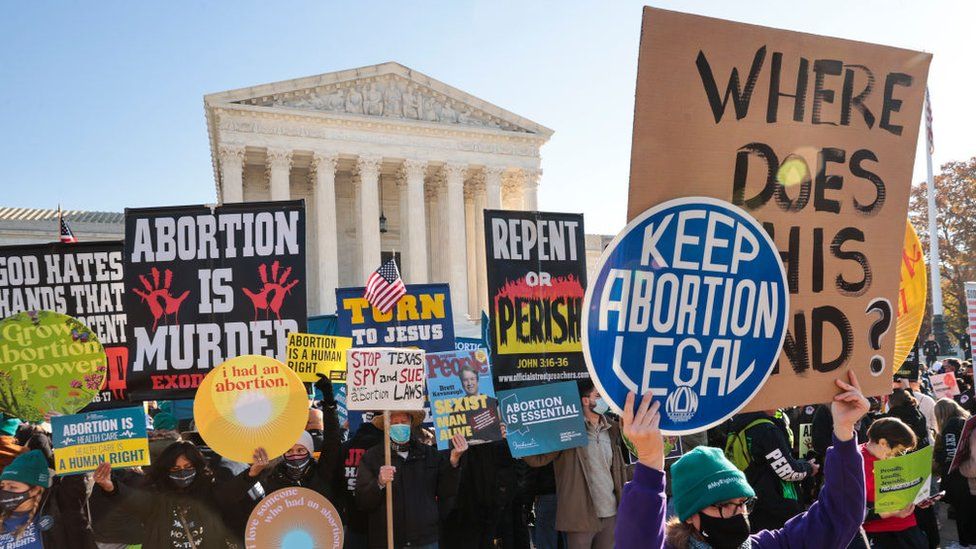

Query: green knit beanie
<box><xmin>0</xmin><ymin>450</ymin><xmax>50</xmax><ymax>488</ymax></box>
<box><xmin>671</xmin><ymin>446</ymin><xmax>754</xmax><ymax>522</ymax></box>
<box><xmin>0</xmin><ymin>414</ymin><xmax>21</xmax><ymax>437</ymax></box>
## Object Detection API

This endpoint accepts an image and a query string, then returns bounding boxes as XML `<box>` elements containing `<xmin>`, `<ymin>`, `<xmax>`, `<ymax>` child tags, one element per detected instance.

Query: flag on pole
<box><xmin>925</xmin><ymin>87</ymin><xmax>934</xmax><ymax>155</ymax></box>
<box><xmin>58</xmin><ymin>206</ymin><xmax>77</xmax><ymax>243</ymax></box>
<box><xmin>364</xmin><ymin>258</ymin><xmax>406</xmax><ymax>313</ymax></box>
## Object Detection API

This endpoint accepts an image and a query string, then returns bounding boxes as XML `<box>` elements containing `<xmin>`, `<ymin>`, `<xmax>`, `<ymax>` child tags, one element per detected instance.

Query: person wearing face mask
<box><xmin>861</xmin><ymin>417</ymin><xmax>929</xmax><ymax>548</ymax></box>
<box><xmin>93</xmin><ymin>441</ymin><xmax>270</xmax><ymax>549</ymax></box>
<box><xmin>356</xmin><ymin>410</ymin><xmax>468</xmax><ymax>549</ymax></box>
<box><xmin>615</xmin><ymin>370</ymin><xmax>870</xmax><ymax>549</ymax></box>
<box><xmin>259</xmin><ymin>431</ymin><xmax>337</xmax><ymax>504</ymax></box>
<box><xmin>0</xmin><ymin>449</ymin><xmax>96</xmax><ymax>548</ymax></box>
<box><xmin>523</xmin><ymin>380</ymin><xmax>629</xmax><ymax>549</ymax></box>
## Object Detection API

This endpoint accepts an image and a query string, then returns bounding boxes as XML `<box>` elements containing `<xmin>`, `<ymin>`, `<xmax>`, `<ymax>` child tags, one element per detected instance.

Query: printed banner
<box><xmin>497</xmin><ymin>380</ymin><xmax>587</xmax><ymax>458</ymax></box>
<box><xmin>286</xmin><ymin>333</ymin><xmax>352</xmax><ymax>383</ymax></box>
<box><xmin>0</xmin><ymin>241</ymin><xmax>129</xmax><ymax>408</ymax></box>
<box><xmin>931</xmin><ymin>372</ymin><xmax>961</xmax><ymax>399</ymax></box>
<box><xmin>895</xmin><ymin>222</ymin><xmax>926</xmax><ymax>369</ymax></box>
<box><xmin>456</xmin><ymin>337</ymin><xmax>489</xmax><ymax>353</ymax></box>
<box><xmin>336</xmin><ymin>283</ymin><xmax>454</xmax><ymax>352</ymax></box>
<box><xmin>484</xmin><ymin>210</ymin><xmax>588</xmax><ymax>389</ymax></box>
<box><xmin>628</xmin><ymin>7</ymin><xmax>931</xmax><ymax>408</ymax></box>
<box><xmin>0</xmin><ymin>311</ymin><xmax>106</xmax><ymax>422</ymax></box>
<box><xmin>426</xmin><ymin>350</ymin><xmax>503</xmax><ymax>450</ymax></box>
<box><xmin>123</xmin><ymin>201</ymin><xmax>307</xmax><ymax>400</ymax></box>
<box><xmin>52</xmin><ymin>406</ymin><xmax>149</xmax><ymax>475</ymax></box>
<box><xmin>895</xmin><ymin>340</ymin><xmax>920</xmax><ymax>382</ymax></box>
<box><xmin>583</xmin><ymin>197</ymin><xmax>789</xmax><ymax>434</ymax></box>
<box><xmin>346</xmin><ymin>348</ymin><xmax>425</xmax><ymax>411</ymax></box>
<box><xmin>874</xmin><ymin>445</ymin><xmax>934</xmax><ymax>513</ymax></box>
<box><xmin>966</xmin><ymin>283</ymin><xmax>976</xmax><ymax>362</ymax></box>
<box><xmin>193</xmin><ymin>355</ymin><xmax>308</xmax><ymax>463</ymax></box>
<box><xmin>245</xmin><ymin>487</ymin><xmax>343</xmax><ymax>549</ymax></box>
<box><xmin>798</xmin><ymin>423</ymin><xmax>813</xmax><ymax>457</ymax></box>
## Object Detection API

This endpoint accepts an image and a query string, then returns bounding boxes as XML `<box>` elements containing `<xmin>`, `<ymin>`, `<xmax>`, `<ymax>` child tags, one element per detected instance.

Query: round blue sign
<box><xmin>583</xmin><ymin>197</ymin><xmax>788</xmax><ymax>434</ymax></box>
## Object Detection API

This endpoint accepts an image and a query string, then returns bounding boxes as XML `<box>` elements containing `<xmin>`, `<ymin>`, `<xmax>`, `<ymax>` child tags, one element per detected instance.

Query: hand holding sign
<box><xmin>248</xmin><ymin>447</ymin><xmax>270</xmax><ymax>478</ymax></box>
<box><xmin>831</xmin><ymin>370</ymin><xmax>870</xmax><ymax>442</ymax></box>
<box><xmin>93</xmin><ymin>461</ymin><xmax>113</xmax><ymax>492</ymax></box>
<box><xmin>621</xmin><ymin>392</ymin><xmax>664</xmax><ymax>472</ymax></box>
<box><xmin>449</xmin><ymin>433</ymin><xmax>469</xmax><ymax>467</ymax></box>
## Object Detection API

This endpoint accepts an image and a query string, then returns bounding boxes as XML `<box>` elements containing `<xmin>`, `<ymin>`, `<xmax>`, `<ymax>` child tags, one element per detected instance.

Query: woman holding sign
<box><xmin>93</xmin><ymin>441</ymin><xmax>271</xmax><ymax>549</ymax></box>
<box><xmin>615</xmin><ymin>371</ymin><xmax>870</xmax><ymax>549</ymax></box>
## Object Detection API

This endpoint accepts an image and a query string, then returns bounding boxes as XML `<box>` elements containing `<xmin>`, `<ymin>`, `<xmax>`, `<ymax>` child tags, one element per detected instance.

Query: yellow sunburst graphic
<box><xmin>194</xmin><ymin>355</ymin><xmax>308</xmax><ymax>463</ymax></box>
<box><xmin>894</xmin><ymin>221</ymin><xmax>927</xmax><ymax>369</ymax></box>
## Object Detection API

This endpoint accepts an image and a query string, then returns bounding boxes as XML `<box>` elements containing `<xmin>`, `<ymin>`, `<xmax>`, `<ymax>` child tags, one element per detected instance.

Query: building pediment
<box><xmin>205</xmin><ymin>62</ymin><xmax>552</xmax><ymax>137</ymax></box>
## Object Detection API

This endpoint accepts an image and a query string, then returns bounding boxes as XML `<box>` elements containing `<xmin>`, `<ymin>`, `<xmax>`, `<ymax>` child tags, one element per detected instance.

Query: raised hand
<box><xmin>242</xmin><ymin>261</ymin><xmax>300</xmax><ymax>320</ymax></box>
<box><xmin>249</xmin><ymin>447</ymin><xmax>270</xmax><ymax>477</ymax></box>
<box><xmin>450</xmin><ymin>433</ymin><xmax>469</xmax><ymax>467</ymax></box>
<box><xmin>831</xmin><ymin>370</ymin><xmax>870</xmax><ymax>442</ymax></box>
<box><xmin>132</xmin><ymin>267</ymin><xmax>190</xmax><ymax>330</ymax></box>
<box><xmin>622</xmin><ymin>392</ymin><xmax>665</xmax><ymax>471</ymax></box>
<box><xmin>93</xmin><ymin>461</ymin><xmax>114</xmax><ymax>492</ymax></box>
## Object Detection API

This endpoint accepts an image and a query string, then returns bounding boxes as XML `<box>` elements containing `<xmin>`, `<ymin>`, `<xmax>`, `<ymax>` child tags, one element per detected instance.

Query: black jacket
<box><xmin>355</xmin><ymin>439</ymin><xmax>461</xmax><ymax>549</ymax></box>
<box><xmin>936</xmin><ymin>415</ymin><xmax>967</xmax><ymax>477</ymax></box>
<box><xmin>336</xmin><ymin>422</ymin><xmax>384</xmax><ymax>533</ymax></box>
<box><xmin>261</xmin><ymin>404</ymin><xmax>343</xmax><ymax>504</ymax></box>
<box><xmin>90</xmin><ymin>468</ymin><xmax>146</xmax><ymax>544</ymax></box>
<box><xmin>886</xmin><ymin>403</ymin><xmax>930</xmax><ymax>449</ymax></box>
<box><xmin>441</xmin><ymin>441</ymin><xmax>520</xmax><ymax>549</ymax></box>
<box><xmin>729</xmin><ymin>412</ymin><xmax>813</xmax><ymax>532</ymax></box>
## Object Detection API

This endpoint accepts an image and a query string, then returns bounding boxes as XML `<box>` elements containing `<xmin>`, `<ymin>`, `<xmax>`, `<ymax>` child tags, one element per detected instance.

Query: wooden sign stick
<box><xmin>384</xmin><ymin>409</ymin><xmax>393</xmax><ymax>549</ymax></box>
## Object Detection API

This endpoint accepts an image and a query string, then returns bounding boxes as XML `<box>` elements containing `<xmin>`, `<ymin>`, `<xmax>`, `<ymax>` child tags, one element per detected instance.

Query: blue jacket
<box><xmin>615</xmin><ymin>434</ymin><xmax>865</xmax><ymax>548</ymax></box>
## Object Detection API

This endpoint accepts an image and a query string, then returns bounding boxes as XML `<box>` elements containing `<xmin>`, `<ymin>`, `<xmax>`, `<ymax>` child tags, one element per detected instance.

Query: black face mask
<box><xmin>168</xmin><ymin>469</ymin><xmax>197</xmax><ymax>489</ymax></box>
<box><xmin>284</xmin><ymin>457</ymin><xmax>311</xmax><ymax>480</ymax></box>
<box><xmin>0</xmin><ymin>490</ymin><xmax>30</xmax><ymax>512</ymax></box>
<box><xmin>698</xmin><ymin>512</ymin><xmax>750</xmax><ymax>549</ymax></box>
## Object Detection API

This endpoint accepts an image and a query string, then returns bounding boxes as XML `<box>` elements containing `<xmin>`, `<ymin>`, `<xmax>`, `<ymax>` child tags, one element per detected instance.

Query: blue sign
<box><xmin>583</xmin><ymin>197</ymin><xmax>788</xmax><ymax>434</ymax></box>
<box><xmin>335</xmin><ymin>283</ymin><xmax>455</xmax><ymax>353</ymax></box>
<box><xmin>456</xmin><ymin>337</ymin><xmax>488</xmax><ymax>352</ymax></box>
<box><xmin>497</xmin><ymin>380</ymin><xmax>587</xmax><ymax>458</ymax></box>
<box><xmin>426</xmin><ymin>350</ymin><xmax>503</xmax><ymax>450</ymax></box>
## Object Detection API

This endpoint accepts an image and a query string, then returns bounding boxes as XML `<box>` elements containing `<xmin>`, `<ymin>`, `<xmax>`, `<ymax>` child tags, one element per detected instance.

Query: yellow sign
<box><xmin>894</xmin><ymin>222</ymin><xmax>927</xmax><ymax>369</ymax></box>
<box><xmin>286</xmin><ymin>333</ymin><xmax>352</xmax><ymax>383</ymax></box>
<box><xmin>194</xmin><ymin>355</ymin><xmax>308</xmax><ymax>463</ymax></box>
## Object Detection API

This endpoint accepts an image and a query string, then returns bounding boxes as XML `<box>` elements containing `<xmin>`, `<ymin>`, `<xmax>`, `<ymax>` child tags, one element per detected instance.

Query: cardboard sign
<box><xmin>286</xmin><ymin>333</ymin><xmax>352</xmax><ymax>382</ymax></box>
<box><xmin>52</xmin><ymin>406</ymin><xmax>150</xmax><ymax>475</ymax></box>
<box><xmin>484</xmin><ymin>210</ymin><xmax>588</xmax><ymax>389</ymax></box>
<box><xmin>931</xmin><ymin>372</ymin><xmax>961</xmax><ymax>399</ymax></box>
<box><xmin>0</xmin><ymin>241</ymin><xmax>130</xmax><ymax>408</ymax></box>
<box><xmin>426</xmin><ymin>350</ymin><xmax>503</xmax><ymax>450</ymax></box>
<box><xmin>123</xmin><ymin>201</ymin><xmax>307</xmax><ymax>400</ymax></box>
<box><xmin>336</xmin><ymin>283</ymin><xmax>454</xmax><ymax>352</ymax></box>
<box><xmin>798</xmin><ymin>423</ymin><xmax>813</xmax><ymax>457</ymax></box>
<box><xmin>497</xmin><ymin>381</ymin><xmax>587</xmax><ymax>458</ymax></box>
<box><xmin>346</xmin><ymin>348</ymin><xmax>425</xmax><ymax>411</ymax></box>
<box><xmin>628</xmin><ymin>7</ymin><xmax>931</xmax><ymax>408</ymax></box>
<box><xmin>895</xmin><ymin>222</ymin><xmax>926</xmax><ymax>369</ymax></box>
<box><xmin>0</xmin><ymin>311</ymin><xmax>106</xmax><ymax>422</ymax></box>
<box><xmin>193</xmin><ymin>355</ymin><xmax>308</xmax><ymax>462</ymax></box>
<box><xmin>583</xmin><ymin>197</ymin><xmax>789</xmax><ymax>433</ymax></box>
<box><xmin>874</xmin><ymin>445</ymin><xmax>934</xmax><ymax>513</ymax></box>
<box><xmin>244</xmin><ymin>487</ymin><xmax>343</xmax><ymax>549</ymax></box>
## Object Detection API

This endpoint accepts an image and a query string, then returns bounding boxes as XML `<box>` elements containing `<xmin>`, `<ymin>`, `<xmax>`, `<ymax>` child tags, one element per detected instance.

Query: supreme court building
<box><xmin>204</xmin><ymin>62</ymin><xmax>553</xmax><ymax>319</ymax></box>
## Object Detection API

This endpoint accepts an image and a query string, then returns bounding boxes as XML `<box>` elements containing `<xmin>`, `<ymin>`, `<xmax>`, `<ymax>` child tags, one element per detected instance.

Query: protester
<box><xmin>307</xmin><ymin>408</ymin><xmax>326</xmax><ymax>452</ymax></box>
<box><xmin>615</xmin><ymin>370</ymin><xmax>869</xmax><ymax>549</ymax></box>
<box><xmin>93</xmin><ymin>441</ymin><xmax>270</xmax><ymax>548</ymax></box>
<box><xmin>887</xmin><ymin>389</ymin><xmax>930</xmax><ymax>449</ymax></box>
<box><xmin>934</xmin><ymin>398</ymin><xmax>969</xmax><ymax>476</ymax></box>
<box><xmin>0</xmin><ymin>449</ymin><xmax>96</xmax><ymax>548</ymax></box>
<box><xmin>525</xmin><ymin>463</ymin><xmax>561</xmax><ymax>549</ymax></box>
<box><xmin>0</xmin><ymin>416</ymin><xmax>23</xmax><ymax>473</ymax></box>
<box><xmin>355</xmin><ymin>411</ymin><xmax>467</xmax><ymax>549</ymax></box>
<box><xmin>523</xmin><ymin>380</ymin><xmax>629</xmax><ymax>549</ymax></box>
<box><xmin>89</xmin><ymin>467</ymin><xmax>146</xmax><ymax>548</ymax></box>
<box><xmin>338</xmin><ymin>411</ymin><xmax>385</xmax><ymax>549</ymax></box>
<box><xmin>947</xmin><ymin>416</ymin><xmax>976</xmax><ymax>547</ymax></box>
<box><xmin>924</xmin><ymin>335</ymin><xmax>941</xmax><ymax>369</ymax></box>
<box><xmin>725</xmin><ymin>408</ymin><xmax>817</xmax><ymax>532</ymax></box>
<box><xmin>861</xmin><ymin>417</ymin><xmax>932</xmax><ymax>548</ymax></box>
<box><xmin>260</xmin><ymin>430</ymin><xmax>337</xmax><ymax>502</ymax></box>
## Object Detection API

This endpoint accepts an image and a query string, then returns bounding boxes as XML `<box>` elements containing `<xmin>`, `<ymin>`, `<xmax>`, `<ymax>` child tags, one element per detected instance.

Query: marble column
<box><xmin>521</xmin><ymin>168</ymin><xmax>540</xmax><ymax>211</ymax></box>
<box><xmin>218</xmin><ymin>144</ymin><xmax>245</xmax><ymax>204</ymax></box>
<box><xmin>479</xmin><ymin>167</ymin><xmax>504</xmax><ymax>314</ymax></box>
<box><xmin>464</xmin><ymin>185</ymin><xmax>479</xmax><ymax>318</ymax></box>
<box><xmin>443</xmin><ymin>163</ymin><xmax>469</xmax><ymax>319</ymax></box>
<box><xmin>311</xmin><ymin>151</ymin><xmax>340</xmax><ymax>314</ymax></box>
<box><xmin>356</xmin><ymin>155</ymin><xmax>383</xmax><ymax>280</ymax></box>
<box><xmin>425</xmin><ymin>181</ymin><xmax>441</xmax><ymax>283</ymax></box>
<box><xmin>266</xmin><ymin>148</ymin><xmax>293</xmax><ymax>201</ymax></box>
<box><xmin>402</xmin><ymin>159</ymin><xmax>428</xmax><ymax>283</ymax></box>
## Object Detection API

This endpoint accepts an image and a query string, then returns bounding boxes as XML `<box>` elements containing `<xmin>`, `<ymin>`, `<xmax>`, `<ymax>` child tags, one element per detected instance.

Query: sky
<box><xmin>1</xmin><ymin>1</ymin><xmax>973</xmax><ymax>235</ymax></box>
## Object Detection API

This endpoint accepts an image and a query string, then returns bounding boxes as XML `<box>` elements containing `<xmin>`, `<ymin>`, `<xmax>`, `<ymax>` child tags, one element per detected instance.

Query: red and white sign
<box><xmin>346</xmin><ymin>347</ymin><xmax>425</xmax><ymax>411</ymax></box>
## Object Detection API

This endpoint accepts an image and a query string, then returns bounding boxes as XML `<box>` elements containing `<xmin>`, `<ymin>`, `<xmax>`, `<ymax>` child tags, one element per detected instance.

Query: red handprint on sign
<box><xmin>133</xmin><ymin>267</ymin><xmax>191</xmax><ymax>331</ymax></box>
<box><xmin>242</xmin><ymin>261</ymin><xmax>300</xmax><ymax>321</ymax></box>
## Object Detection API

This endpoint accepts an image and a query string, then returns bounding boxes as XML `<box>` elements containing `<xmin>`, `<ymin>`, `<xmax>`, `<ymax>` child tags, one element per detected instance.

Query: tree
<box><xmin>908</xmin><ymin>157</ymin><xmax>976</xmax><ymax>350</ymax></box>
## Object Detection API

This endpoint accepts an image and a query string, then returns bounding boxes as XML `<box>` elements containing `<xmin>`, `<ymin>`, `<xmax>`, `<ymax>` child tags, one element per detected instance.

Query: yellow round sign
<box><xmin>244</xmin><ymin>487</ymin><xmax>343</xmax><ymax>549</ymax></box>
<box><xmin>194</xmin><ymin>355</ymin><xmax>308</xmax><ymax>463</ymax></box>
<box><xmin>894</xmin><ymin>221</ymin><xmax>927</xmax><ymax>369</ymax></box>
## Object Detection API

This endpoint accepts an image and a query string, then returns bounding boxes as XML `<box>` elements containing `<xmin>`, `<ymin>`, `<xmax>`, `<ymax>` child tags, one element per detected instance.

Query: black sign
<box><xmin>484</xmin><ymin>210</ymin><xmax>588</xmax><ymax>389</ymax></box>
<box><xmin>123</xmin><ymin>201</ymin><xmax>307</xmax><ymax>400</ymax></box>
<box><xmin>0</xmin><ymin>241</ymin><xmax>130</xmax><ymax>408</ymax></box>
<box><xmin>895</xmin><ymin>339</ymin><xmax>921</xmax><ymax>382</ymax></box>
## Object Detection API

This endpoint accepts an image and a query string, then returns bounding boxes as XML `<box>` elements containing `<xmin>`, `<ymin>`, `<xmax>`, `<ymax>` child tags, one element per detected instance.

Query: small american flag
<box><xmin>364</xmin><ymin>259</ymin><xmax>406</xmax><ymax>313</ymax></box>
<box><xmin>925</xmin><ymin>87</ymin><xmax>934</xmax><ymax>155</ymax></box>
<box><xmin>58</xmin><ymin>206</ymin><xmax>77</xmax><ymax>243</ymax></box>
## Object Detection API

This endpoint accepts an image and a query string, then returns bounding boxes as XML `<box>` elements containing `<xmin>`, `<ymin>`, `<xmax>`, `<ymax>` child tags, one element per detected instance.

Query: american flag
<box><xmin>364</xmin><ymin>259</ymin><xmax>406</xmax><ymax>313</ymax></box>
<box><xmin>925</xmin><ymin>87</ymin><xmax>934</xmax><ymax>156</ymax></box>
<box><xmin>58</xmin><ymin>206</ymin><xmax>77</xmax><ymax>243</ymax></box>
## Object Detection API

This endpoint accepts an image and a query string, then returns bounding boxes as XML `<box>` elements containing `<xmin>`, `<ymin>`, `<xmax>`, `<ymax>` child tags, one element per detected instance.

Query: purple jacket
<box><xmin>615</xmin><ymin>435</ymin><xmax>865</xmax><ymax>548</ymax></box>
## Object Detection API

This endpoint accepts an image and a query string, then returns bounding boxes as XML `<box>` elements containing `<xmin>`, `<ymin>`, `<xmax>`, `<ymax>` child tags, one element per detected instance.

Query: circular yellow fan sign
<box><xmin>894</xmin><ymin>221</ymin><xmax>927</xmax><ymax>369</ymax></box>
<box><xmin>244</xmin><ymin>487</ymin><xmax>343</xmax><ymax>549</ymax></box>
<box><xmin>194</xmin><ymin>355</ymin><xmax>308</xmax><ymax>463</ymax></box>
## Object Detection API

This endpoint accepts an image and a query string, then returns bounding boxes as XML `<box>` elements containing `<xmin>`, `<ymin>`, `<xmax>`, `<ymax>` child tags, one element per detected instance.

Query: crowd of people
<box><xmin>0</xmin><ymin>356</ymin><xmax>972</xmax><ymax>548</ymax></box>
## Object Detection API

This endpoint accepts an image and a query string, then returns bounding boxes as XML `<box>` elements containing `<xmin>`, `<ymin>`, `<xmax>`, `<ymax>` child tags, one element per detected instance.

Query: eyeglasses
<box><xmin>708</xmin><ymin>497</ymin><xmax>756</xmax><ymax>518</ymax></box>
